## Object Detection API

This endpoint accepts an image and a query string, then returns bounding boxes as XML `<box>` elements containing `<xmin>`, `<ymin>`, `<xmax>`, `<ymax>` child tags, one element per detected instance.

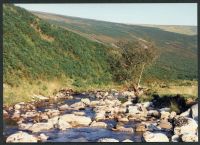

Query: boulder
<box><xmin>158</xmin><ymin>120</ymin><xmax>172</xmax><ymax>130</ymax></box>
<box><xmin>90</xmin><ymin>101</ymin><xmax>100</xmax><ymax>107</ymax></box>
<box><xmin>45</xmin><ymin>109</ymin><xmax>60</xmax><ymax>118</ymax></box>
<box><xmin>48</xmin><ymin>116</ymin><xmax>59</xmax><ymax>125</ymax></box>
<box><xmin>38</xmin><ymin>133</ymin><xmax>49</xmax><ymax>142</ymax></box>
<box><xmin>171</xmin><ymin>135</ymin><xmax>180</xmax><ymax>142</ymax></box>
<box><xmin>159</xmin><ymin>108</ymin><xmax>170</xmax><ymax>112</ymax></box>
<box><xmin>71</xmin><ymin>137</ymin><xmax>88</xmax><ymax>142</ymax></box>
<box><xmin>3</xmin><ymin>110</ymin><xmax>9</xmax><ymax>119</ymax></box>
<box><xmin>95</xmin><ymin>111</ymin><xmax>105</xmax><ymax>121</ymax></box>
<box><xmin>33</xmin><ymin>95</ymin><xmax>49</xmax><ymax>100</ymax></box>
<box><xmin>128</xmin><ymin>106</ymin><xmax>141</xmax><ymax>114</ymax></box>
<box><xmin>81</xmin><ymin>98</ymin><xmax>91</xmax><ymax>106</ymax></box>
<box><xmin>6</xmin><ymin>131</ymin><xmax>38</xmax><ymax>143</ymax></box>
<box><xmin>73</xmin><ymin>111</ymin><xmax>85</xmax><ymax>116</ymax></box>
<box><xmin>180</xmin><ymin>108</ymin><xmax>191</xmax><ymax>118</ymax></box>
<box><xmin>160</xmin><ymin>111</ymin><xmax>170</xmax><ymax>121</ymax></box>
<box><xmin>90</xmin><ymin>121</ymin><xmax>107</xmax><ymax>128</ymax></box>
<box><xmin>70</xmin><ymin>102</ymin><xmax>85</xmax><ymax>110</ymax></box>
<box><xmin>181</xmin><ymin>133</ymin><xmax>198</xmax><ymax>142</ymax></box>
<box><xmin>191</xmin><ymin>104</ymin><xmax>198</xmax><ymax>122</ymax></box>
<box><xmin>147</xmin><ymin>110</ymin><xmax>160</xmax><ymax>118</ymax></box>
<box><xmin>146</xmin><ymin>124</ymin><xmax>161</xmax><ymax>131</ymax></box>
<box><xmin>21</xmin><ymin>111</ymin><xmax>38</xmax><ymax>118</ymax></box>
<box><xmin>141</xmin><ymin>102</ymin><xmax>152</xmax><ymax>108</ymax></box>
<box><xmin>18</xmin><ymin>123</ymin><xmax>33</xmax><ymax>130</ymax></box>
<box><xmin>143</xmin><ymin>131</ymin><xmax>169</xmax><ymax>142</ymax></box>
<box><xmin>14</xmin><ymin>104</ymin><xmax>21</xmax><ymax>110</ymax></box>
<box><xmin>59</xmin><ymin>114</ymin><xmax>92</xmax><ymax>126</ymax></box>
<box><xmin>58</xmin><ymin>104</ymin><xmax>69</xmax><ymax>111</ymax></box>
<box><xmin>57</xmin><ymin>119</ymin><xmax>72</xmax><ymax>130</ymax></box>
<box><xmin>122</xmin><ymin>139</ymin><xmax>133</xmax><ymax>142</ymax></box>
<box><xmin>169</xmin><ymin>111</ymin><xmax>177</xmax><ymax>119</ymax></box>
<box><xmin>113</xmin><ymin>126</ymin><xmax>134</xmax><ymax>133</ymax></box>
<box><xmin>11</xmin><ymin>110</ymin><xmax>21</xmax><ymax>120</ymax></box>
<box><xmin>122</xmin><ymin>91</ymin><xmax>136</xmax><ymax>98</ymax></box>
<box><xmin>98</xmin><ymin>138</ymin><xmax>119</xmax><ymax>142</ymax></box>
<box><xmin>174</xmin><ymin>116</ymin><xmax>198</xmax><ymax>135</ymax></box>
<box><xmin>136</xmin><ymin>123</ymin><xmax>147</xmax><ymax>132</ymax></box>
<box><xmin>122</xmin><ymin>100</ymin><xmax>132</xmax><ymax>107</ymax></box>
<box><xmin>118</xmin><ymin>117</ymin><xmax>129</xmax><ymax>122</ymax></box>
<box><xmin>28</xmin><ymin>122</ymin><xmax>54</xmax><ymax>132</ymax></box>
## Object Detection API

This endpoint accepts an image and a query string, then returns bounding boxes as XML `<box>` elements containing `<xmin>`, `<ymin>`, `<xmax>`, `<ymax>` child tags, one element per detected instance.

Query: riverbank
<box><xmin>3</xmin><ymin>88</ymin><xmax>198</xmax><ymax>142</ymax></box>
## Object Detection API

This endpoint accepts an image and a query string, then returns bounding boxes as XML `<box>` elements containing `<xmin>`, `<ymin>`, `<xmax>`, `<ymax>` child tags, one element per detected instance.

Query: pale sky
<box><xmin>15</xmin><ymin>3</ymin><xmax>197</xmax><ymax>26</ymax></box>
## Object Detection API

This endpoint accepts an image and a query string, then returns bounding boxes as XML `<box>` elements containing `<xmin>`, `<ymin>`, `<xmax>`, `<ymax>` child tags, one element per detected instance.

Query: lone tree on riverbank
<box><xmin>110</xmin><ymin>39</ymin><xmax>158</xmax><ymax>89</ymax></box>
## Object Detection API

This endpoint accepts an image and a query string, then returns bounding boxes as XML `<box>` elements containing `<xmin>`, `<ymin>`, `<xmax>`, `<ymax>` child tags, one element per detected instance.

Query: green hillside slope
<box><xmin>33</xmin><ymin>11</ymin><xmax>197</xmax><ymax>82</ymax></box>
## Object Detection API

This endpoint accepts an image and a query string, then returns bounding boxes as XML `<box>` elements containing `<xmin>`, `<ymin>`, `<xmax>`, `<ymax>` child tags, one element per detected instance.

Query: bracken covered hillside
<box><xmin>33</xmin><ymin>11</ymin><xmax>198</xmax><ymax>82</ymax></box>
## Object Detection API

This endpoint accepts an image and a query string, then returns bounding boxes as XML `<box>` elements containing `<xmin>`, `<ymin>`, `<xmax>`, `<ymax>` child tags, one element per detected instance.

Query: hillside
<box><xmin>140</xmin><ymin>24</ymin><xmax>197</xmax><ymax>36</ymax></box>
<box><xmin>32</xmin><ymin>11</ymin><xmax>198</xmax><ymax>82</ymax></box>
<box><xmin>4</xmin><ymin>4</ymin><xmax>122</xmax><ymax>87</ymax></box>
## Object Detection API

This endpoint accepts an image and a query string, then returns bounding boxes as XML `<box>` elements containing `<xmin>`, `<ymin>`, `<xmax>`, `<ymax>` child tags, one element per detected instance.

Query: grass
<box><xmin>3</xmin><ymin>78</ymin><xmax>124</xmax><ymax>105</ymax></box>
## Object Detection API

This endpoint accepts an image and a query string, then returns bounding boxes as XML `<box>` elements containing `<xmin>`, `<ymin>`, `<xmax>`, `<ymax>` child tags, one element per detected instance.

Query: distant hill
<box><xmin>139</xmin><ymin>24</ymin><xmax>197</xmax><ymax>36</ymax></box>
<box><xmin>32</xmin><ymin>11</ymin><xmax>197</xmax><ymax>81</ymax></box>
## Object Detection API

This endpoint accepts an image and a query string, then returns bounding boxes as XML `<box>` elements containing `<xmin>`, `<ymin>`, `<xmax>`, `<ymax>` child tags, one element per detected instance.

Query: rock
<box><xmin>6</xmin><ymin>131</ymin><xmax>38</xmax><ymax>143</ymax></box>
<box><xmin>113</xmin><ymin>126</ymin><xmax>134</xmax><ymax>133</ymax></box>
<box><xmin>148</xmin><ymin>110</ymin><xmax>160</xmax><ymax>118</ymax></box>
<box><xmin>14</xmin><ymin>104</ymin><xmax>21</xmax><ymax>110</ymax></box>
<box><xmin>81</xmin><ymin>98</ymin><xmax>90</xmax><ymax>106</ymax></box>
<box><xmin>33</xmin><ymin>95</ymin><xmax>49</xmax><ymax>100</ymax></box>
<box><xmin>11</xmin><ymin>110</ymin><xmax>21</xmax><ymax>120</ymax></box>
<box><xmin>73</xmin><ymin>111</ymin><xmax>85</xmax><ymax>116</ymax></box>
<box><xmin>3</xmin><ymin>110</ymin><xmax>9</xmax><ymax>119</ymax></box>
<box><xmin>143</xmin><ymin>131</ymin><xmax>169</xmax><ymax>142</ymax></box>
<box><xmin>71</xmin><ymin>137</ymin><xmax>88</xmax><ymax>142</ymax></box>
<box><xmin>40</xmin><ymin>113</ymin><xmax>49</xmax><ymax>121</ymax></box>
<box><xmin>18</xmin><ymin>123</ymin><xmax>33</xmax><ymax>130</ymax></box>
<box><xmin>136</xmin><ymin>123</ymin><xmax>147</xmax><ymax>132</ymax></box>
<box><xmin>169</xmin><ymin>111</ymin><xmax>177</xmax><ymax>119</ymax></box>
<box><xmin>158</xmin><ymin>120</ymin><xmax>172</xmax><ymax>130</ymax></box>
<box><xmin>58</xmin><ymin>104</ymin><xmax>69</xmax><ymax>111</ymax></box>
<box><xmin>70</xmin><ymin>102</ymin><xmax>85</xmax><ymax>110</ymax></box>
<box><xmin>160</xmin><ymin>111</ymin><xmax>170</xmax><ymax>121</ymax></box>
<box><xmin>122</xmin><ymin>139</ymin><xmax>133</xmax><ymax>142</ymax></box>
<box><xmin>95</xmin><ymin>111</ymin><xmax>105</xmax><ymax>121</ymax></box>
<box><xmin>28</xmin><ymin>122</ymin><xmax>54</xmax><ymax>132</ymax></box>
<box><xmin>59</xmin><ymin>114</ymin><xmax>92</xmax><ymax>126</ymax></box>
<box><xmin>45</xmin><ymin>109</ymin><xmax>60</xmax><ymax>118</ymax></box>
<box><xmin>181</xmin><ymin>133</ymin><xmax>198</xmax><ymax>142</ymax></box>
<box><xmin>171</xmin><ymin>135</ymin><xmax>180</xmax><ymax>142</ymax></box>
<box><xmin>118</xmin><ymin>117</ymin><xmax>129</xmax><ymax>122</ymax></box>
<box><xmin>98</xmin><ymin>138</ymin><xmax>119</xmax><ymax>142</ymax></box>
<box><xmin>21</xmin><ymin>111</ymin><xmax>38</xmax><ymax>118</ymax></box>
<box><xmin>128</xmin><ymin>106</ymin><xmax>141</xmax><ymax>114</ymax></box>
<box><xmin>191</xmin><ymin>104</ymin><xmax>198</xmax><ymax>122</ymax></box>
<box><xmin>38</xmin><ymin>133</ymin><xmax>49</xmax><ymax>142</ymax></box>
<box><xmin>90</xmin><ymin>121</ymin><xmax>107</xmax><ymax>128</ymax></box>
<box><xmin>90</xmin><ymin>101</ymin><xmax>100</xmax><ymax>107</ymax></box>
<box><xmin>174</xmin><ymin>116</ymin><xmax>198</xmax><ymax>135</ymax></box>
<box><xmin>122</xmin><ymin>91</ymin><xmax>136</xmax><ymax>98</ymax></box>
<box><xmin>141</xmin><ymin>102</ymin><xmax>152</xmax><ymax>108</ymax></box>
<box><xmin>146</xmin><ymin>124</ymin><xmax>161</xmax><ymax>131</ymax></box>
<box><xmin>57</xmin><ymin>119</ymin><xmax>72</xmax><ymax>130</ymax></box>
<box><xmin>159</xmin><ymin>108</ymin><xmax>170</xmax><ymax>112</ymax></box>
<box><xmin>180</xmin><ymin>108</ymin><xmax>191</xmax><ymax>118</ymax></box>
<box><xmin>122</xmin><ymin>100</ymin><xmax>132</xmax><ymax>107</ymax></box>
<box><xmin>48</xmin><ymin>116</ymin><xmax>59</xmax><ymax>125</ymax></box>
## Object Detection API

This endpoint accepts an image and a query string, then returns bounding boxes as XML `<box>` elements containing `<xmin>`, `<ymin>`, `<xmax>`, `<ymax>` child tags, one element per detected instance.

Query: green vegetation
<box><xmin>3</xmin><ymin>5</ymin><xmax>197</xmax><ymax>105</ymax></box>
<box><xmin>34</xmin><ymin>11</ymin><xmax>197</xmax><ymax>82</ymax></box>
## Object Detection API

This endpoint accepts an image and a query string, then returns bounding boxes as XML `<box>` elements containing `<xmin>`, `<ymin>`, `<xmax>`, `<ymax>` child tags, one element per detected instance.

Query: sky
<box><xmin>15</xmin><ymin>3</ymin><xmax>197</xmax><ymax>26</ymax></box>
